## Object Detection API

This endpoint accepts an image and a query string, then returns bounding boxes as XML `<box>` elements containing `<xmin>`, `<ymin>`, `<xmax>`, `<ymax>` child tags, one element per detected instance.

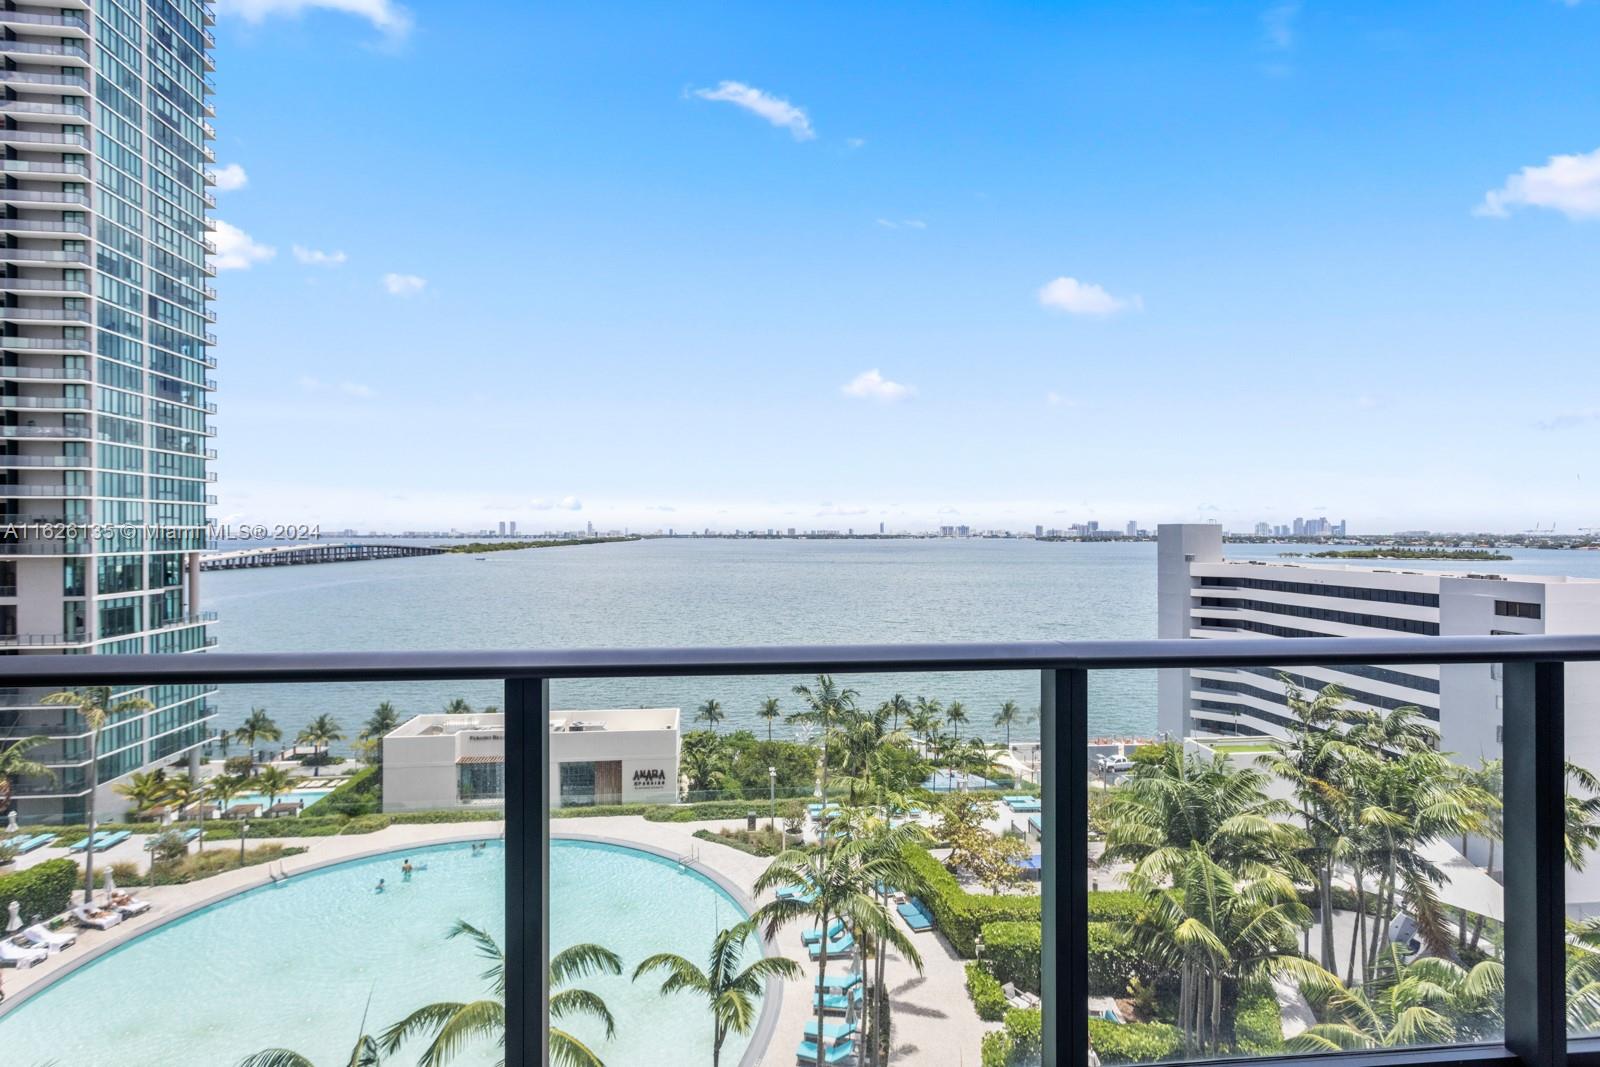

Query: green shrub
<box><xmin>338</xmin><ymin>814</ymin><xmax>393</xmax><ymax>834</ymax></box>
<box><xmin>648</xmin><ymin>798</ymin><xmax>805</xmax><ymax>823</ymax></box>
<box><xmin>0</xmin><ymin>857</ymin><xmax>78</xmax><ymax>925</ymax></box>
<box><xmin>389</xmin><ymin>808</ymin><xmax>504</xmax><ymax>824</ymax></box>
<box><xmin>1088</xmin><ymin>1019</ymin><xmax>1183</xmax><ymax>1065</ymax></box>
<box><xmin>965</xmin><ymin>962</ymin><xmax>1008</xmax><ymax>1021</ymax></box>
<box><xmin>980</xmin><ymin>1032</ymin><xmax>1013</xmax><ymax>1067</ymax></box>
<box><xmin>1003</xmin><ymin>1008</ymin><xmax>1042</xmax><ymax>1064</ymax></box>
<box><xmin>693</xmin><ymin>827</ymin><xmax>784</xmax><ymax>857</ymax></box>
<box><xmin>898</xmin><ymin>844</ymin><xmax>1039</xmax><ymax>956</ymax></box>
<box><xmin>223</xmin><ymin>755</ymin><xmax>254</xmax><ymax>776</ymax></box>
<box><xmin>982</xmin><ymin>921</ymin><xmax>1041</xmax><ymax>994</ymax></box>
<box><xmin>1233</xmin><ymin>983</ymin><xmax>1284</xmax><ymax>1054</ymax></box>
<box><xmin>305</xmin><ymin>766</ymin><xmax>381</xmax><ymax>817</ymax></box>
<box><xmin>1088</xmin><ymin>922</ymin><xmax>1143</xmax><ymax>996</ymax></box>
<box><xmin>1086</xmin><ymin>890</ymin><xmax>1148</xmax><ymax>923</ymax></box>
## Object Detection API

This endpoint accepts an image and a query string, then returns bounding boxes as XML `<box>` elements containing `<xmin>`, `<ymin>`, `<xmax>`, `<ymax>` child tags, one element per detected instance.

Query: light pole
<box><xmin>767</xmin><ymin>766</ymin><xmax>776</xmax><ymax>832</ymax></box>
<box><xmin>239</xmin><ymin>822</ymin><xmax>248</xmax><ymax>867</ymax></box>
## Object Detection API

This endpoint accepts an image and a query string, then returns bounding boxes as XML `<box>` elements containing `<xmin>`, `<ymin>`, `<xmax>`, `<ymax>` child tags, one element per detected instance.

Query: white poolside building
<box><xmin>1157</xmin><ymin>523</ymin><xmax>1600</xmax><ymax>913</ymax></box>
<box><xmin>381</xmin><ymin>708</ymin><xmax>681</xmax><ymax>812</ymax></box>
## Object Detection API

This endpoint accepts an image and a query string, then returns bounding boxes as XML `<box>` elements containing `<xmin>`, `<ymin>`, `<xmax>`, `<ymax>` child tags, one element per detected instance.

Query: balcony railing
<box><xmin>0</xmin><ymin>304</ymin><xmax>91</xmax><ymax>320</ymax></box>
<box><xmin>0</xmin><ymin>424</ymin><xmax>89</xmax><ymax>438</ymax></box>
<box><xmin>0</xmin><ymin>455</ymin><xmax>89</xmax><ymax>467</ymax></box>
<box><xmin>0</xmin><ymin>633</ymin><xmax>1594</xmax><ymax>1067</ymax></box>
<box><xmin>0</xmin><ymin>71</ymin><xmax>88</xmax><ymax>88</ymax></box>
<box><xmin>0</xmin><ymin>160</ymin><xmax>90</xmax><ymax>178</ymax></box>
<box><xmin>0</xmin><ymin>484</ymin><xmax>85</xmax><ymax>496</ymax></box>
<box><xmin>0</xmin><ymin>364</ymin><xmax>92</xmax><ymax>379</ymax></box>
<box><xmin>0</xmin><ymin>40</ymin><xmax>88</xmax><ymax>61</ymax></box>
<box><xmin>0</xmin><ymin>101</ymin><xmax>91</xmax><ymax>120</ymax></box>
<box><xmin>0</xmin><ymin>130</ymin><xmax>89</xmax><ymax>148</ymax></box>
<box><xmin>0</xmin><ymin>190</ymin><xmax>89</xmax><ymax>208</ymax></box>
<box><xmin>0</xmin><ymin>11</ymin><xmax>90</xmax><ymax>31</ymax></box>
<box><xmin>0</xmin><ymin>335</ymin><xmax>90</xmax><ymax>350</ymax></box>
<box><xmin>0</xmin><ymin>275</ymin><xmax>91</xmax><ymax>291</ymax></box>
<box><xmin>0</xmin><ymin>247</ymin><xmax>91</xmax><ymax>263</ymax></box>
<box><xmin>0</xmin><ymin>219</ymin><xmax>91</xmax><ymax>236</ymax></box>
<box><xmin>0</xmin><ymin>395</ymin><xmax>90</xmax><ymax>409</ymax></box>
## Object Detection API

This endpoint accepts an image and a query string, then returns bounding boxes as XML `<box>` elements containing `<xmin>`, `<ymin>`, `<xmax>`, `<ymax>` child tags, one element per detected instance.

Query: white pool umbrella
<box><xmin>104</xmin><ymin>868</ymin><xmax>117</xmax><ymax>895</ymax></box>
<box><xmin>6</xmin><ymin>900</ymin><xmax>19</xmax><ymax>933</ymax></box>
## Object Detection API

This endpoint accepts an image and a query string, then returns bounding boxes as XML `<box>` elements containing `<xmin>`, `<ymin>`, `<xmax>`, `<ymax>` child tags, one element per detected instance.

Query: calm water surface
<box><xmin>205</xmin><ymin>539</ymin><xmax>1600</xmax><ymax>751</ymax></box>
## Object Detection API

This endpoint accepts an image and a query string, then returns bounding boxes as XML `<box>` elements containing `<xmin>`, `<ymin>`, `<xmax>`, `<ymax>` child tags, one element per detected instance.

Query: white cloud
<box><xmin>692</xmin><ymin>81</ymin><xmax>815</xmax><ymax>141</ymax></box>
<box><xmin>559</xmin><ymin>495</ymin><xmax>583</xmax><ymax>511</ymax></box>
<box><xmin>292</xmin><ymin>244</ymin><xmax>348</xmax><ymax>266</ymax></box>
<box><xmin>297</xmin><ymin>376</ymin><xmax>374</xmax><ymax>398</ymax></box>
<box><xmin>219</xmin><ymin>0</ymin><xmax>412</xmax><ymax>37</ymax></box>
<box><xmin>212</xmin><ymin>220</ymin><xmax>275</xmax><ymax>270</ymax></box>
<box><xmin>1539</xmin><ymin>408</ymin><xmax>1600</xmax><ymax>430</ymax></box>
<box><xmin>1262</xmin><ymin>2</ymin><xmax>1299</xmax><ymax>50</ymax></box>
<box><xmin>841</xmin><ymin>369</ymin><xmax>914</xmax><ymax>402</ymax></box>
<box><xmin>213</xmin><ymin>163</ymin><xmax>249</xmax><ymax>192</ymax></box>
<box><xmin>846</xmin><ymin>138</ymin><xmax>866</xmax><ymax>149</ymax></box>
<box><xmin>1037</xmin><ymin>276</ymin><xmax>1141</xmax><ymax>316</ymax></box>
<box><xmin>1477</xmin><ymin>147</ymin><xmax>1600</xmax><ymax>220</ymax></box>
<box><xmin>382</xmin><ymin>272</ymin><xmax>426</xmax><ymax>296</ymax></box>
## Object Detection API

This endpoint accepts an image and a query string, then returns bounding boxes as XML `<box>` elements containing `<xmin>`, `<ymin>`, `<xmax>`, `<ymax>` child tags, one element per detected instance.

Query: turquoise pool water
<box><xmin>0</xmin><ymin>839</ymin><xmax>760</xmax><ymax>1067</ymax></box>
<box><xmin>223</xmin><ymin>788</ymin><xmax>333</xmax><ymax>811</ymax></box>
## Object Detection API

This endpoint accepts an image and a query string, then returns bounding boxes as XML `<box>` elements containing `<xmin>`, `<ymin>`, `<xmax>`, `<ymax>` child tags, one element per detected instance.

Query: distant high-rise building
<box><xmin>1292</xmin><ymin>517</ymin><xmax>1306</xmax><ymax>536</ymax></box>
<box><xmin>1126</xmin><ymin>521</ymin><xmax>1138</xmax><ymax>538</ymax></box>
<box><xmin>508</xmin><ymin>521</ymin><xmax>516</xmax><ymax>536</ymax></box>
<box><xmin>586</xmin><ymin>520</ymin><xmax>594</xmax><ymax>536</ymax></box>
<box><xmin>1</xmin><ymin>0</ymin><xmax>220</xmax><ymax>823</ymax></box>
<box><xmin>879</xmin><ymin>522</ymin><xmax>885</xmax><ymax>534</ymax></box>
<box><xmin>1035</xmin><ymin>525</ymin><xmax>1044</xmax><ymax>538</ymax></box>
<box><xmin>1254</xmin><ymin>522</ymin><xmax>1271</xmax><ymax>536</ymax></box>
<box><xmin>498</xmin><ymin>521</ymin><xmax>506</xmax><ymax>536</ymax></box>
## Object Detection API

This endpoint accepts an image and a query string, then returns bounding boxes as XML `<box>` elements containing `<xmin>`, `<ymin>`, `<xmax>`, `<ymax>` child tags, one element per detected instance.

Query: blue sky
<box><xmin>210</xmin><ymin>0</ymin><xmax>1600</xmax><ymax>534</ymax></box>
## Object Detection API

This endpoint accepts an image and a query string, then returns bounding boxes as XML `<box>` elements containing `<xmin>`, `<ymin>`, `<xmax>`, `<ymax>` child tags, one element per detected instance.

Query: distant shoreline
<box><xmin>1283</xmin><ymin>548</ymin><xmax>1514</xmax><ymax>561</ymax></box>
<box><xmin>444</xmin><ymin>535</ymin><xmax>641</xmax><ymax>554</ymax></box>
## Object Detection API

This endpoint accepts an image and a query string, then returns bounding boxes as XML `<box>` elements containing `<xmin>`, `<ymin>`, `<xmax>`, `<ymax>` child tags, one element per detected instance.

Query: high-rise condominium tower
<box><xmin>1</xmin><ymin>0</ymin><xmax>217</xmax><ymax>822</ymax></box>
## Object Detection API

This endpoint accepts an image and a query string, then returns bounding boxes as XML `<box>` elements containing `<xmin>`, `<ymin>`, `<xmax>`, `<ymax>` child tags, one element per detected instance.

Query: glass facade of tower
<box><xmin>0</xmin><ymin>0</ymin><xmax>216</xmax><ymax>823</ymax></box>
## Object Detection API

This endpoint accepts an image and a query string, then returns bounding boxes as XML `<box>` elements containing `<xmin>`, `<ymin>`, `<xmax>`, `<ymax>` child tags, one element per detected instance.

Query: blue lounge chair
<box><xmin>1003</xmin><ymin>794</ymin><xmax>1034</xmax><ymax>805</ymax></box>
<box><xmin>815</xmin><ymin>971</ymin><xmax>862</xmax><ymax>991</ymax></box>
<box><xmin>70</xmin><ymin>831</ymin><xmax>108</xmax><ymax>853</ymax></box>
<box><xmin>179</xmin><ymin>828</ymin><xmax>201</xmax><ymax>844</ymax></box>
<box><xmin>95</xmin><ymin>830</ymin><xmax>131</xmax><ymax>852</ymax></box>
<box><xmin>804</xmin><ymin>1019</ymin><xmax>860</xmax><ymax>1041</ymax></box>
<box><xmin>814</xmin><ymin>985</ymin><xmax>866</xmax><ymax>1014</ymax></box>
<box><xmin>809</xmin><ymin>932</ymin><xmax>855</xmax><ymax>960</ymax></box>
<box><xmin>14</xmin><ymin>833</ymin><xmax>55</xmax><ymax>854</ymax></box>
<box><xmin>796</xmin><ymin>1038</ymin><xmax>857</xmax><ymax>1064</ymax></box>
<box><xmin>896</xmin><ymin>899</ymin><xmax>934</xmax><ymax>932</ymax></box>
<box><xmin>777</xmin><ymin>884</ymin><xmax>817</xmax><ymax>904</ymax></box>
<box><xmin>802</xmin><ymin>919</ymin><xmax>847</xmax><ymax>945</ymax></box>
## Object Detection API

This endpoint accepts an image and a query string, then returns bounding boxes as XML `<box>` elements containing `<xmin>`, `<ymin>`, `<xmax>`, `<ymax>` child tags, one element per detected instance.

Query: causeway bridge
<box><xmin>201</xmin><ymin>542</ymin><xmax>446</xmax><ymax>571</ymax></box>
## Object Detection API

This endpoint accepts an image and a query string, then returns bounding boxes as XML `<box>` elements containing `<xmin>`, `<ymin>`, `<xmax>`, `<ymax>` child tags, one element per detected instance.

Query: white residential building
<box><xmin>1158</xmin><ymin>523</ymin><xmax>1600</xmax><ymax>912</ymax></box>
<box><xmin>382</xmin><ymin>708</ymin><xmax>681</xmax><ymax>813</ymax></box>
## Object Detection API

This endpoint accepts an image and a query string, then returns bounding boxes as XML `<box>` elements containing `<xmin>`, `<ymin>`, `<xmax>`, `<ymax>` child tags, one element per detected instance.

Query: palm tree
<box><xmin>237</xmin><ymin>1035</ymin><xmax>381</xmax><ymax>1067</ymax></box>
<box><xmin>789</xmin><ymin>676</ymin><xmax>859</xmax><ymax>812</ymax></box>
<box><xmin>944</xmin><ymin>700</ymin><xmax>968</xmax><ymax>740</ymax></box>
<box><xmin>251</xmin><ymin>766</ymin><xmax>296</xmax><ymax>810</ymax></box>
<box><xmin>234</xmin><ymin>708</ymin><xmax>282</xmax><ymax>773</ymax></box>
<box><xmin>910</xmin><ymin>697</ymin><xmax>943</xmax><ymax>753</ymax></box>
<box><xmin>681</xmin><ymin>731</ymin><xmax>727</xmax><ymax>794</ymax></box>
<box><xmin>0</xmin><ymin>734</ymin><xmax>52</xmax><ymax>815</ymax></box>
<box><xmin>361</xmin><ymin>701</ymin><xmax>401</xmax><ymax>753</ymax></box>
<box><xmin>40</xmin><ymin>686</ymin><xmax>153</xmax><ymax>903</ymax></box>
<box><xmin>993</xmin><ymin>700</ymin><xmax>1021</xmax><ymax>748</ymax></box>
<box><xmin>883</xmin><ymin>694</ymin><xmax>911</xmax><ymax>734</ymax></box>
<box><xmin>207</xmin><ymin>773</ymin><xmax>249</xmax><ymax>821</ymax></box>
<box><xmin>1566</xmin><ymin>761</ymin><xmax>1600</xmax><ymax>870</ymax></box>
<box><xmin>297</xmin><ymin>714</ymin><xmax>345</xmax><ymax>777</ymax></box>
<box><xmin>754</xmin><ymin>829</ymin><xmax>925</xmax><ymax>1067</ymax></box>
<box><xmin>164</xmin><ymin>774</ymin><xmax>208</xmax><ymax>851</ymax></box>
<box><xmin>632</xmin><ymin>920</ymin><xmax>801</xmax><ymax>1067</ymax></box>
<box><xmin>756</xmin><ymin>698</ymin><xmax>782</xmax><ymax>743</ymax></box>
<box><xmin>113</xmin><ymin>769</ymin><xmax>171</xmax><ymax>821</ymax></box>
<box><xmin>695</xmin><ymin>699</ymin><xmax>726</xmax><ymax>734</ymax></box>
<box><xmin>443</xmin><ymin>698</ymin><xmax>473</xmax><ymax>716</ymax></box>
<box><xmin>1288</xmin><ymin>947</ymin><xmax>1504</xmax><ymax>1052</ymax></box>
<box><xmin>381</xmin><ymin>920</ymin><xmax>621</xmax><ymax>1067</ymax></box>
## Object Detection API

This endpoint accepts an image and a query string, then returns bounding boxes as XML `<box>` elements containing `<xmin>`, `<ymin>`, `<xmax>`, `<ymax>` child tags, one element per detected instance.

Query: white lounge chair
<box><xmin>0</xmin><ymin>938</ymin><xmax>48</xmax><ymax>968</ymax></box>
<box><xmin>19</xmin><ymin>923</ymin><xmax>77</xmax><ymax>951</ymax></box>
<box><xmin>72</xmin><ymin>904</ymin><xmax>123</xmax><ymax>930</ymax></box>
<box><xmin>110</xmin><ymin>894</ymin><xmax>152</xmax><ymax>917</ymax></box>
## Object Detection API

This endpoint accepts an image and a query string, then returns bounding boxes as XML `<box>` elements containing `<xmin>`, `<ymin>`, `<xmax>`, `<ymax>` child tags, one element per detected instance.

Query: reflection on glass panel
<box><xmin>0</xmin><ymin>682</ymin><xmax>503</xmax><ymax>1066</ymax></box>
<box><xmin>1566</xmin><ymin>661</ymin><xmax>1600</xmax><ymax>1037</ymax></box>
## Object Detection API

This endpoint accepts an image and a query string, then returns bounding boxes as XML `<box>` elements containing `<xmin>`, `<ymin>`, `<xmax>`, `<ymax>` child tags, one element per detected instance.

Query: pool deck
<box><xmin>0</xmin><ymin>816</ymin><xmax>989</xmax><ymax>1066</ymax></box>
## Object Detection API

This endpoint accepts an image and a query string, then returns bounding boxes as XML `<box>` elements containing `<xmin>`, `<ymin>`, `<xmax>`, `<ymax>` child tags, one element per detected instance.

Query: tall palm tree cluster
<box><xmin>1101</xmin><ymin>676</ymin><xmax>1600</xmax><ymax>1057</ymax></box>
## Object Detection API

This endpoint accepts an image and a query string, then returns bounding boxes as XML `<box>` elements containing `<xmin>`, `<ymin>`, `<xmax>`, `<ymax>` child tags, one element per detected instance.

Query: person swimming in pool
<box><xmin>402</xmin><ymin>859</ymin><xmax>413</xmax><ymax>881</ymax></box>
<box><xmin>375</xmin><ymin>878</ymin><xmax>385</xmax><ymax>894</ymax></box>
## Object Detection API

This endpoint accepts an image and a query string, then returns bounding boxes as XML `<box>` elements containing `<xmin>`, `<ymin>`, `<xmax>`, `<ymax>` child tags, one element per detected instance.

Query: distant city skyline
<box><xmin>206</xmin><ymin>2</ymin><xmax>1600</xmax><ymax>534</ymax></box>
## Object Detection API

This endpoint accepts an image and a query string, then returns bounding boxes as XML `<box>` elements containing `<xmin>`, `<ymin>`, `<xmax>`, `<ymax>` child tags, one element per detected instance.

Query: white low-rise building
<box><xmin>381</xmin><ymin>708</ymin><xmax>681</xmax><ymax>812</ymax></box>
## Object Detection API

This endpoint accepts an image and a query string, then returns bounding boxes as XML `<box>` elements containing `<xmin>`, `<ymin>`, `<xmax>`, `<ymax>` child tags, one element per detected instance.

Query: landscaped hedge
<box><xmin>1088</xmin><ymin>921</ymin><xmax>1144</xmax><ymax>996</ymax></box>
<box><xmin>982</xmin><ymin>921</ymin><xmax>1041</xmax><ymax>994</ymax></box>
<box><xmin>305</xmin><ymin>766</ymin><xmax>382</xmax><ymax>817</ymax></box>
<box><xmin>1003</xmin><ymin>1008</ymin><xmax>1042</xmax><ymax>1063</ymax></box>
<box><xmin>899</xmin><ymin>844</ymin><xmax>1039</xmax><ymax>956</ymax></box>
<box><xmin>1233</xmin><ymin>982</ymin><xmax>1284</xmax><ymax>1055</ymax></box>
<box><xmin>546</xmin><ymin>798</ymin><xmax>804</xmax><ymax>823</ymax></box>
<box><xmin>0</xmin><ymin>857</ymin><xmax>77</xmax><ymax>925</ymax></box>
<box><xmin>390</xmin><ymin>809</ymin><xmax>503</xmax><ymax>825</ymax></box>
<box><xmin>1086</xmin><ymin>890</ymin><xmax>1149</xmax><ymax>923</ymax></box>
<box><xmin>980</xmin><ymin>1031</ymin><xmax>1013</xmax><ymax>1067</ymax></box>
<box><xmin>966</xmin><ymin>961</ymin><xmax>1008</xmax><ymax>1021</ymax></box>
<box><xmin>1088</xmin><ymin>1018</ymin><xmax>1183</xmax><ymax>1064</ymax></box>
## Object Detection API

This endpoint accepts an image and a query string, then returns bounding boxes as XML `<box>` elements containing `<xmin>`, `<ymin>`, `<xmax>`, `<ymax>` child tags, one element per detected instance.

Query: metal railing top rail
<box><xmin>0</xmin><ymin>632</ymin><xmax>1598</xmax><ymax>687</ymax></box>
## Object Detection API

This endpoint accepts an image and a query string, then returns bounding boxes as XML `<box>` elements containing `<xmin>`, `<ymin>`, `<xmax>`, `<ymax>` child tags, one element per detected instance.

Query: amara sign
<box><xmin>632</xmin><ymin>768</ymin><xmax>669</xmax><ymax>790</ymax></box>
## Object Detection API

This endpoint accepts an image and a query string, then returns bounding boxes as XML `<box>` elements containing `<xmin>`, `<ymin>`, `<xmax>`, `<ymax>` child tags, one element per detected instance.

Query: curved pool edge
<box><xmin>0</xmin><ymin>828</ymin><xmax>782</xmax><ymax>1067</ymax></box>
<box><xmin>549</xmin><ymin>832</ymin><xmax>782</xmax><ymax>1067</ymax></box>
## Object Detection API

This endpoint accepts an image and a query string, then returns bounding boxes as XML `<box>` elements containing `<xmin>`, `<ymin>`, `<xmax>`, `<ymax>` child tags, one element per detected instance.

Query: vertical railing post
<box><xmin>1504</xmin><ymin>660</ymin><xmax>1566</xmax><ymax>1067</ymax></box>
<box><xmin>1041</xmin><ymin>667</ymin><xmax>1089</xmax><ymax>1067</ymax></box>
<box><xmin>504</xmin><ymin>676</ymin><xmax>550</xmax><ymax>1067</ymax></box>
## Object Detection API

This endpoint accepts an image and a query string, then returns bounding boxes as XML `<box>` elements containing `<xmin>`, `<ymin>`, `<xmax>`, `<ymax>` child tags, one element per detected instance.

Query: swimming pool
<box><xmin>221</xmin><ymin>787</ymin><xmax>333</xmax><ymax>811</ymax></box>
<box><xmin>0</xmin><ymin>838</ymin><xmax>762</xmax><ymax>1067</ymax></box>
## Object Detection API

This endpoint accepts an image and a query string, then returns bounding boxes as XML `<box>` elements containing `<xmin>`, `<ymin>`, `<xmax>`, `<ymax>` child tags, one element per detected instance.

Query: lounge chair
<box><xmin>1003</xmin><ymin>794</ymin><xmax>1034</xmax><ymax>805</ymax></box>
<box><xmin>94</xmin><ymin>830</ymin><xmax>131</xmax><ymax>852</ymax></box>
<box><xmin>796</xmin><ymin>1037</ymin><xmax>857</xmax><ymax>1064</ymax></box>
<box><xmin>19</xmin><ymin>923</ymin><xmax>76</xmax><ymax>951</ymax></box>
<box><xmin>813</xmin><ymin>984</ymin><xmax>865</xmax><ymax>1014</ymax></box>
<box><xmin>0</xmin><ymin>938</ymin><xmax>48</xmax><ymax>968</ymax></box>
<box><xmin>801</xmin><ymin>918</ymin><xmax>847</xmax><ymax>945</ymax></box>
<box><xmin>69</xmin><ymin>831</ymin><xmax>108</xmax><ymax>854</ymax></box>
<box><xmin>179</xmin><ymin>828</ymin><xmax>200</xmax><ymax>843</ymax></box>
<box><xmin>896</xmin><ymin>899</ymin><xmax>933</xmax><ymax>932</ymax></box>
<box><xmin>804</xmin><ymin>1019</ymin><xmax>860</xmax><ymax>1042</ymax></box>
<box><xmin>1003</xmin><ymin>981</ymin><xmax>1042</xmax><ymax>1010</ymax></box>
<box><xmin>109</xmin><ymin>893</ymin><xmax>152</xmax><ymax>917</ymax></box>
<box><xmin>815</xmin><ymin>971</ymin><xmax>863</xmax><ymax>991</ymax></box>
<box><xmin>71</xmin><ymin>904</ymin><xmax>123</xmax><ymax>931</ymax></box>
<box><xmin>776</xmin><ymin>884</ymin><xmax>817</xmax><ymax>904</ymax></box>
<box><xmin>809</xmin><ymin>932</ymin><xmax>855</xmax><ymax>960</ymax></box>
